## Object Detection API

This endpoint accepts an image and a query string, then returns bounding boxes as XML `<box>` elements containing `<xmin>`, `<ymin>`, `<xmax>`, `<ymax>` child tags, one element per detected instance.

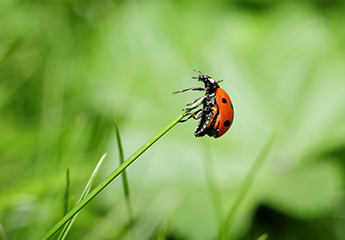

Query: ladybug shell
<box><xmin>210</xmin><ymin>88</ymin><xmax>234</xmax><ymax>138</ymax></box>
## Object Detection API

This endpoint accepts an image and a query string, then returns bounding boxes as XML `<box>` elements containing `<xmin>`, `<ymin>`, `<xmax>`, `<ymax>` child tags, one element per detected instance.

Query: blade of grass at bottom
<box><xmin>57</xmin><ymin>153</ymin><xmax>107</xmax><ymax>240</ymax></box>
<box><xmin>114</xmin><ymin>118</ymin><xmax>133</xmax><ymax>222</ymax></box>
<box><xmin>218</xmin><ymin>131</ymin><xmax>277</xmax><ymax>240</ymax></box>
<box><xmin>40</xmin><ymin>112</ymin><xmax>185</xmax><ymax>240</ymax></box>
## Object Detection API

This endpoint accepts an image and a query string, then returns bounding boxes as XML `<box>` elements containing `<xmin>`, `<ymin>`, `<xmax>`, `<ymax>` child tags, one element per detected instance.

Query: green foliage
<box><xmin>58</xmin><ymin>153</ymin><xmax>106</xmax><ymax>240</ymax></box>
<box><xmin>1</xmin><ymin>0</ymin><xmax>345</xmax><ymax>239</ymax></box>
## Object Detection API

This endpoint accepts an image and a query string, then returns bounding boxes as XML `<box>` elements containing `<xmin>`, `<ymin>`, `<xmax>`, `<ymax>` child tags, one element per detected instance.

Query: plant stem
<box><xmin>114</xmin><ymin>118</ymin><xmax>134</xmax><ymax>222</ymax></box>
<box><xmin>40</xmin><ymin>113</ymin><xmax>185</xmax><ymax>240</ymax></box>
<box><xmin>64</xmin><ymin>166</ymin><xmax>70</xmax><ymax>215</ymax></box>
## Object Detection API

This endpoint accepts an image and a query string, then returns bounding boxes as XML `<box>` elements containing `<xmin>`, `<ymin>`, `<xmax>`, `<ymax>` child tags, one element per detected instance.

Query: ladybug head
<box><xmin>192</xmin><ymin>72</ymin><xmax>219</xmax><ymax>93</ymax></box>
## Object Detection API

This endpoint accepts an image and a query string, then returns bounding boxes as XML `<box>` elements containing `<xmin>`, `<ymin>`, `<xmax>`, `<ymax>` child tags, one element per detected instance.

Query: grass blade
<box><xmin>114</xmin><ymin>118</ymin><xmax>134</xmax><ymax>222</ymax></box>
<box><xmin>40</xmin><ymin>112</ymin><xmax>185</xmax><ymax>240</ymax></box>
<box><xmin>57</xmin><ymin>153</ymin><xmax>107</xmax><ymax>240</ymax></box>
<box><xmin>218</xmin><ymin>131</ymin><xmax>277</xmax><ymax>240</ymax></box>
<box><xmin>64</xmin><ymin>165</ymin><xmax>70</xmax><ymax>215</ymax></box>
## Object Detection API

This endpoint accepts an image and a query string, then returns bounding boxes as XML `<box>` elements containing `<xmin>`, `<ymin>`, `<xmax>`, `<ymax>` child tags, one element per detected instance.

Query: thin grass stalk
<box><xmin>40</xmin><ymin>112</ymin><xmax>185</xmax><ymax>240</ymax></box>
<box><xmin>64</xmin><ymin>166</ymin><xmax>70</xmax><ymax>215</ymax></box>
<box><xmin>114</xmin><ymin>118</ymin><xmax>134</xmax><ymax>222</ymax></box>
<box><xmin>58</xmin><ymin>153</ymin><xmax>107</xmax><ymax>240</ymax></box>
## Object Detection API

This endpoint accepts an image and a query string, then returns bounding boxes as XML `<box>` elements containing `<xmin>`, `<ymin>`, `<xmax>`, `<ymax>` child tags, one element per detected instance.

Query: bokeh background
<box><xmin>1</xmin><ymin>0</ymin><xmax>345</xmax><ymax>239</ymax></box>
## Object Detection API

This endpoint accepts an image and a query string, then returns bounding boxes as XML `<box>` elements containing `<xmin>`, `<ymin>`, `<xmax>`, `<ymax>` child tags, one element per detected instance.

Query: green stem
<box><xmin>40</xmin><ymin>113</ymin><xmax>185</xmax><ymax>240</ymax></box>
<box><xmin>114</xmin><ymin>118</ymin><xmax>134</xmax><ymax>222</ymax></box>
<box><xmin>64</xmin><ymin>166</ymin><xmax>70</xmax><ymax>215</ymax></box>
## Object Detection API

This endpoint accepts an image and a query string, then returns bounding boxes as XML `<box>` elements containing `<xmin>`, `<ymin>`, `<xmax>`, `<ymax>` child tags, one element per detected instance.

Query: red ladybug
<box><xmin>174</xmin><ymin>70</ymin><xmax>234</xmax><ymax>138</ymax></box>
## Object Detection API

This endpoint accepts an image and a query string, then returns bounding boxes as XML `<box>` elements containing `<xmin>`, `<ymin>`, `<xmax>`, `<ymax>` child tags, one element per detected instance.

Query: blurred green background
<box><xmin>1</xmin><ymin>0</ymin><xmax>345</xmax><ymax>239</ymax></box>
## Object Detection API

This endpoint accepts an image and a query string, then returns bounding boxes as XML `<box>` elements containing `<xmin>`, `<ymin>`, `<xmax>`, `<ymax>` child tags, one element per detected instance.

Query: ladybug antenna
<box><xmin>193</xmin><ymin>69</ymin><xmax>200</xmax><ymax>74</ymax></box>
<box><xmin>193</xmin><ymin>69</ymin><xmax>204</xmax><ymax>75</ymax></box>
<box><xmin>191</xmin><ymin>69</ymin><xmax>197</xmax><ymax>79</ymax></box>
<box><xmin>216</xmin><ymin>79</ymin><xmax>223</xmax><ymax>84</ymax></box>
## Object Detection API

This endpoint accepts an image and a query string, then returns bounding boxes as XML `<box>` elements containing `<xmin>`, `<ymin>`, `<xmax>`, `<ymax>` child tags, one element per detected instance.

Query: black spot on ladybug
<box><xmin>224</xmin><ymin>120</ymin><xmax>231</xmax><ymax>127</ymax></box>
<box><xmin>222</xmin><ymin>98</ymin><xmax>227</xmax><ymax>103</ymax></box>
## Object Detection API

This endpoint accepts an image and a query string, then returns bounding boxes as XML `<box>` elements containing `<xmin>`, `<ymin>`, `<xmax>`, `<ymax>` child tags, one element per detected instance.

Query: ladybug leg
<box><xmin>172</xmin><ymin>87</ymin><xmax>205</xmax><ymax>94</ymax></box>
<box><xmin>186</xmin><ymin>95</ymin><xmax>204</xmax><ymax>106</ymax></box>
<box><xmin>184</xmin><ymin>95</ymin><xmax>207</xmax><ymax>110</ymax></box>
<box><xmin>180</xmin><ymin>109</ymin><xmax>204</xmax><ymax>122</ymax></box>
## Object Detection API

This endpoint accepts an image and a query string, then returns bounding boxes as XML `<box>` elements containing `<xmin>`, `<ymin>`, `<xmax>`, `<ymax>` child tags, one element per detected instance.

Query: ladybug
<box><xmin>173</xmin><ymin>70</ymin><xmax>234</xmax><ymax>138</ymax></box>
